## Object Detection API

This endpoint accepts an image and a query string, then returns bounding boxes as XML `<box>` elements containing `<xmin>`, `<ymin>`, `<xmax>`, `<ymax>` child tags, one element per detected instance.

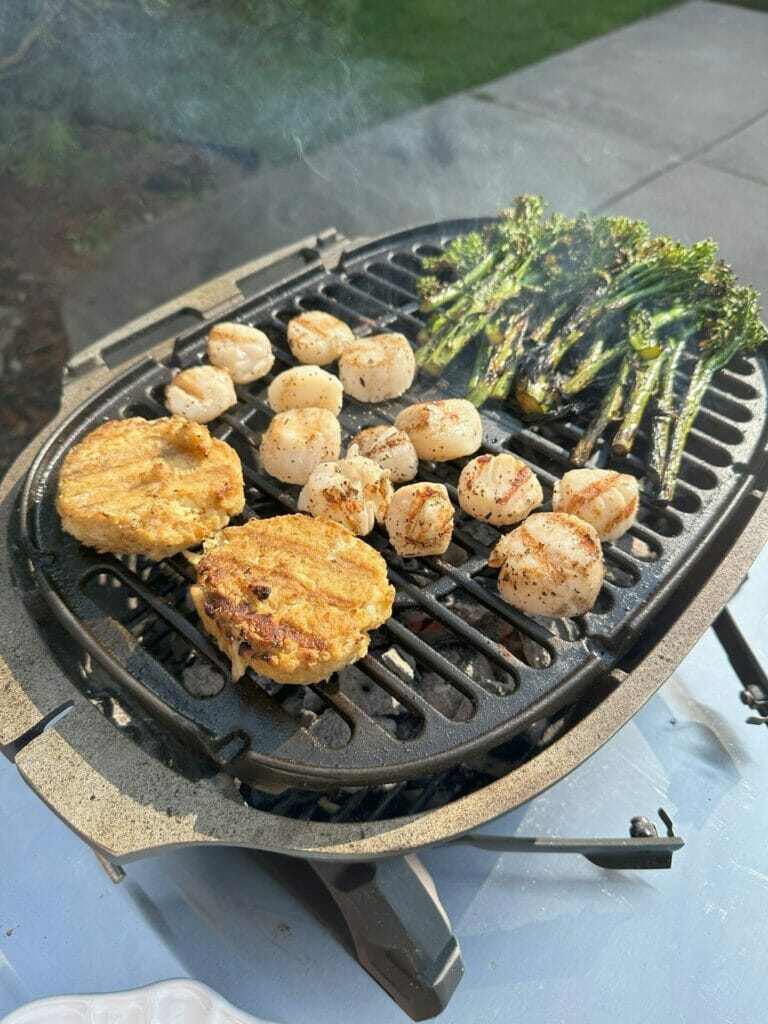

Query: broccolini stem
<box><xmin>612</xmin><ymin>351</ymin><xmax>667</xmax><ymax>456</ymax></box>
<box><xmin>560</xmin><ymin>342</ymin><xmax>627</xmax><ymax>396</ymax></box>
<box><xmin>647</xmin><ymin>334</ymin><xmax>687</xmax><ymax>483</ymax></box>
<box><xmin>467</xmin><ymin>309</ymin><xmax>530</xmax><ymax>406</ymax></box>
<box><xmin>419</xmin><ymin>249</ymin><xmax>499</xmax><ymax>311</ymax></box>
<box><xmin>658</xmin><ymin>361</ymin><xmax>714</xmax><ymax>501</ymax></box>
<box><xmin>571</xmin><ymin>360</ymin><xmax>631</xmax><ymax>466</ymax></box>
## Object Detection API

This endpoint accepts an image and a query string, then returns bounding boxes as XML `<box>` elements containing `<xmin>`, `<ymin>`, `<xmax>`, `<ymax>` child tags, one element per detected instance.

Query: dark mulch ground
<box><xmin>0</xmin><ymin>127</ymin><xmax>244</xmax><ymax>477</ymax></box>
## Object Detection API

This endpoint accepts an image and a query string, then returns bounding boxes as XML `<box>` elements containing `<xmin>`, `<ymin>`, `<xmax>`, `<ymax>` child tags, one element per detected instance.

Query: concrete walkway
<box><xmin>64</xmin><ymin>1</ymin><xmax>768</xmax><ymax>351</ymax></box>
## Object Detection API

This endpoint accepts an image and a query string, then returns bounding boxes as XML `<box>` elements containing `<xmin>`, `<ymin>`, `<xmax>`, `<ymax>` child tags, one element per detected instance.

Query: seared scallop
<box><xmin>267</xmin><ymin>365</ymin><xmax>343</xmax><ymax>415</ymax></box>
<box><xmin>260</xmin><ymin>407</ymin><xmax>341</xmax><ymax>485</ymax></box>
<box><xmin>553</xmin><ymin>468</ymin><xmax>639</xmax><ymax>541</ymax></box>
<box><xmin>207</xmin><ymin>322</ymin><xmax>274</xmax><ymax>383</ymax></box>
<box><xmin>298</xmin><ymin>454</ymin><xmax>393</xmax><ymax>536</ymax></box>
<box><xmin>458</xmin><ymin>453</ymin><xmax>543</xmax><ymax>527</ymax></box>
<box><xmin>385</xmin><ymin>482</ymin><xmax>454</xmax><ymax>558</ymax></box>
<box><xmin>287</xmin><ymin>310</ymin><xmax>354</xmax><ymax>365</ymax></box>
<box><xmin>488</xmin><ymin>512</ymin><xmax>604</xmax><ymax>618</ymax></box>
<box><xmin>339</xmin><ymin>333</ymin><xmax>416</xmax><ymax>403</ymax></box>
<box><xmin>351</xmin><ymin>425</ymin><xmax>419</xmax><ymax>483</ymax></box>
<box><xmin>165</xmin><ymin>365</ymin><xmax>237</xmax><ymax>423</ymax></box>
<box><xmin>395</xmin><ymin>399</ymin><xmax>482</xmax><ymax>461</ymax></box>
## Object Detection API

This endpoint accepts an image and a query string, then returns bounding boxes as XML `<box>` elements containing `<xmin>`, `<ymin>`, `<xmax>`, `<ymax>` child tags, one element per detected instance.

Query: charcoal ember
<box><xmin>303</xmin><ymin>689</ymin><xmax>327</xmax><ymax>714</ymax></box>
<box><xmin>520</xmin><ymin>634</ymin><xmax>552</xmax><ymax>668</ymax></box>
<box><xmin>433</xmin><ymin>644</ymin><xmax>516</xmax><ymax>698</ymax></box>
<box><xmin>308</xmin><ymin>709</ymin><xmax>351</xmax><ymax>747</ymax></box>
<box><xmin>463</xmin><ymin>653</ymin><xmax>514</xmax><ymax>696</ymax></box>
<box><xmin>417</xmin><ymin>672</ymin><xmax>470</xmax><ymax>719</ymax></box>
<box><xmin>381</xmin><ymin>646</ymin><xmax>416</xmax><ymax>681</ymax></box>
<box><xmin>443</xmin><ymin>592</ymin><xmax>523</xmax><ymax>650</ymax></box>
<box><xmin>395</xmin><ymin>715</ymin><xmax>421</xmax><ymax>740</ymax></box>
<box><xmin>528</xmin><ymin>614</ymin><xmax>582</xmax><ymax>641</ymax></box>
<box><xmin>378</xmin><ymin>716</ymin><xmax>400</xmax><ymax>737</ymax></box>
<box><xmin>337</xmin><ymin>665</ymin><xmax>401</xmax><ymax>717</ymax></box>
<box><xmin>457</xmin><ymin>515</ymin><xmax>499</xmax><ymax>548</ymax></box>
<box><xmin>181</xmin><ymin>659</ymin><xmax>225</xmax><ymax>697</ymax></box>
<box><xmin>275</xmin><ymin>686</ymin><xmax>325</xmax><ymax>716</ymax></box>
<box><xmin>298</xmin><ymin>708</ymin><xmax>318</xmax><ymax>729</ymax></box>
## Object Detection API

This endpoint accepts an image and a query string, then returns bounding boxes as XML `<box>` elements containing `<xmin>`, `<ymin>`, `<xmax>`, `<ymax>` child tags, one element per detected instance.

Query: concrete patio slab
<box><xmin>701</xmin><ymin>111</ymin><xmax>768</xmax><ymax>187</ymax></box>
<box><xmin>598</xmin><ymin>159</ymin><xmax>768</xmax><ymax>300</ymax></box>
<box><xmin>62</xmin><ymin>94</ymin><xmax>672</xmax><ymax>350</ymax></box>
<box><xmin>481</xmin><ymin>1</ymin><xmax>768</xmax><ymax>157</ymax></box>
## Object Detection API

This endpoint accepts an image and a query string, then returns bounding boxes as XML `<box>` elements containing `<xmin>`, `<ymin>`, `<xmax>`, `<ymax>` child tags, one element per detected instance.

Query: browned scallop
<box><xmin>260</xmin><ymin>407</ymin><xmax>341</xmax><ymax>485</ymax></box>
<box><xmin>297</xmin><ymin>454</ymin><xmax>393</xmax><ymax>536</ymax></box>
<box><xmin>488</xmin><ymin>512</ymin><xmax>604</xmax><ymax>617</ymax></box>
<box><xmin>458</xmin><ymin>453</ymin><xmax>543</xmax><ymax>526</ymax></box>
<box><xmin>339</xmin><ymin>333</ymin><xmax>416</xmax><ymax>403</ymax></box>
<box><xmin>552</xmin><ymin>468</ymin><xmax>639</xmax><ymax>541</ymax></box>
<box><xmin>287</xmin><ymin>310</ymin><xmax>354</xmax><ymax>365</ymax></box>
<box><xmin>394</xmin><ymin>399</ymin><xmax>482</xmax><ymax>461</ymax></box>
<box><xmin>207</xmin><ymin>322</ymin><xmax>274</xmax><ymax>383</ymax></box>
<box><xmin>351</xmin><ymin>425</ymin><xmax>419</xmax><ymax>483</ymax></box>
<box><xmin>165</xmin><ymin>365</ymin><xmax>237</xmax><ymax>423</ymax></box>
<box><xmin>385</xmin><ymin>482</ymin><xmax>454</xmax><ymax>558</ymax></box>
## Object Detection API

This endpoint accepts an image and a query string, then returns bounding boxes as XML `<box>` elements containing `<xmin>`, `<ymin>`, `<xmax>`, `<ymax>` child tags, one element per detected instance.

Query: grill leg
<box><xmin>713</xmin><ymin>607</ymin><xmax>768</xmax><ymax>723</ymax></box>
<box><xmin>310</xmin><ymin>854</ymin><xmax>464</xmax><ymax>1020</ymax></box>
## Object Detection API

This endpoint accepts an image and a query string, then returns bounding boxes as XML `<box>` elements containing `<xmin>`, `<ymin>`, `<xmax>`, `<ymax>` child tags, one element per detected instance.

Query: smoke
<box><xmin>65</xmin><ymin>2</ymin><xmax>424</xmax><ymax>169</ymax></box>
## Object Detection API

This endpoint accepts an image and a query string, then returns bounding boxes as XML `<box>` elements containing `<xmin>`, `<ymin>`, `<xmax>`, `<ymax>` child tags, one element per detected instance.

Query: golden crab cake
<box><xmin>190</xmin><ymin>515</ymin><xmax>395</xmax><ymax>684</ymax></box>
<box><xmin>56</xmin><ymin>416</ymin><xmax>244</xmax><ymax>560</ymax></box>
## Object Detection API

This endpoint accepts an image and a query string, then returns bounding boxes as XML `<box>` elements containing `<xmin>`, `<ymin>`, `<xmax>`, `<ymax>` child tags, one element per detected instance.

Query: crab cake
<box><xmin>56</xmin><ymin>416</ymin><xmax>244</xmax><ymax>559</ymax></box>
<box><xmin>190</xmin><ymin>515</ymin><xmax>395</xmax><ymax>684</ymax></box>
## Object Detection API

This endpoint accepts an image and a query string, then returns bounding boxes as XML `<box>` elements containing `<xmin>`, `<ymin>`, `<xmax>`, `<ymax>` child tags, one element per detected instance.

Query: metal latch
<box><xmin>301</xmin><ymin>228</ymin><xmax>352</xmax><ymax>273</ymax></box>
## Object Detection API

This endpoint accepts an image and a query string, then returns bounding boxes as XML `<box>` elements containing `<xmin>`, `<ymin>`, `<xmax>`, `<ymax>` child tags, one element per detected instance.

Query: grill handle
<box><xmin>448</xmin><ymin>812</ymin><xmax>683</xmax><ymax>870</ymax></box>
<box><xmin>310</xmin><ymin>854</ymin><xmax>464</xmax><ymax>1021</ymax></box>
<box><xmin>65</xmin><ymin>228</ymin><xmax>349</xmax><ymax>379</ymax></box>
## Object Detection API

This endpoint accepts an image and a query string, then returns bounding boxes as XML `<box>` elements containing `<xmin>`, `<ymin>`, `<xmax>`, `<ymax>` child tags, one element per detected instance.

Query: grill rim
<box><xmin>14</xmin><ymin>217</ymin><xmax>768</xmax><ymax>791</ymax></box>
<box><xmin>2</xmin><ymin>225</ymin><xmax>768</xmax><ymax>861</ymax></box>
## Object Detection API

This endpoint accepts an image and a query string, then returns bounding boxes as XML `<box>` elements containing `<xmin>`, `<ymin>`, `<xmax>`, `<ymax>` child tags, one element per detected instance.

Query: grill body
<box><xmin>17</xmin><ymin>220</ymin><xmax>768</xmax><ymax>792</ymax></box>
<box><xmin>1</xmin><ymin>225</ymin><xmax>768</xmax><ymax>866</ymax></box>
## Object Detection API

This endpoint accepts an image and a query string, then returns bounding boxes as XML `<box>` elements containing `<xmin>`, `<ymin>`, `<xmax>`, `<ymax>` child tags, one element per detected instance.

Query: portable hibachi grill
<box><xmin>3</xmin><ymin>222</ymin><xmax>768</xmax><ymax>1020</ymax></box>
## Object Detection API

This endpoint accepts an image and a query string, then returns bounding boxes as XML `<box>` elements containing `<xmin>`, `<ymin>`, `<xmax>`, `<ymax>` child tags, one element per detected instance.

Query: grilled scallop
<box><xmin>552</xmin><ymin>468</ymin><xmax>639</xmax><ymax>541</ymax></box>
<box><xmin>488</xmin><ymin>512</ymin><xmax>604</xmax><ymax>618</ymax></box>
<box><xmin>287</xmin><ymin>310</ymin><xmax>354</xmax><ymax>365</ymax></box>
<box><xmin>207</xmin><ymin>322</ymin><xmax>274</xmax><ymax>383</ymax></box>
<box><xmin>298</xmin><ymin>453</ymin><xmax>393</xmax><ymax>536</ymax></box>
<box><xmin>267</xmin><ymin>365</ymin><xmax>343</xmax><ymax>415</ymax></box>
<box><xmin>165</xmin><ymin>365</ymin><xmax>237</xmax><ymax>423</ymax></box>
<box><xmin>260</xmin><ymin>407</ymin><xmax>341</xmax><ymax>485</ymax></box>
<box><xmin>190</xmin><ymin>515</ymin><xmax>395</xmax><ymax>684</ymax></box>
<box><xmin>56</xmin><ymin>416</ymin><xmax>244</xmax><ymax>560</ymax></box>
<box><xmin>395</xmin><ymin>399</ymin><xmax>482</xmax><ymax>461</ymax></box>
<box><xmin>385</xmin><ymin>482</ymin><xmax>454</xmax><ymax>558</ymax></box>
<box><xmin>458</xmin><ymin>453</ymin><xmax>543</xmax><ymax>527</ymax></box>
<box><xmin>339</xmin><ymin>333</ymin><xmax>416</xmax><ymax>403</ymax></box>
<box><xmin>351</xmin><ymin>425</ymin><xmax>419</xmax><ymax>483</ymax></box>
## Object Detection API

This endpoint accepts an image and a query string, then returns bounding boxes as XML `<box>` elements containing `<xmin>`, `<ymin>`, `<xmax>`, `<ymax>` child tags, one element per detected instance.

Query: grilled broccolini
<box><xmin>416</xmin><ymin>196</ymin><xmax>766</xmax><ymax>500</ymax></box>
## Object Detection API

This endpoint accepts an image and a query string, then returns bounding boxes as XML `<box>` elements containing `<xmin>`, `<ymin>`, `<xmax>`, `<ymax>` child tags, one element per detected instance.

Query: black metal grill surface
<box><xmin>19</xmin><ymin>220</ymin><xmax>768</xmax><ymax>792</ymax></box>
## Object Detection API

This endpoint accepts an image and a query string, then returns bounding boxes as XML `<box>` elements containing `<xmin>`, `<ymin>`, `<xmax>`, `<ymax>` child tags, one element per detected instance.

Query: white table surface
<box><xmin>2</xmin><ymin>544</ymin><xmax>768</xmax><ymax>1024</ymax></box>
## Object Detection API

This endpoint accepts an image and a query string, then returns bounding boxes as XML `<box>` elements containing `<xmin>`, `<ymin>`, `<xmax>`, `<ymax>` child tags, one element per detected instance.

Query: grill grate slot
<box><xmin>21</xmin><ymin>218</ymin><xmax>768</xmax><ymax>791</ymax></box>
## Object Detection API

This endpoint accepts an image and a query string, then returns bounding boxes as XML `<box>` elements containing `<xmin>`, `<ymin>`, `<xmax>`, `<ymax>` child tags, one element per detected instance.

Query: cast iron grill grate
<box><xmin>20</xmin><ymin>220</ymin><xmax>768</xmax><ymax>792</ymax></box>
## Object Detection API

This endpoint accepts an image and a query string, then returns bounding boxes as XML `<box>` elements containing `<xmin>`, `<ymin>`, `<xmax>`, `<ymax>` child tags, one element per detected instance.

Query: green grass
<box><xmin>53</xmin><ymin>0</ymin><xmax>696</xmax><ymax>162</ymax></box>
<box><xmin>5</xmin><ymin>0</ymin><xmax>767</xmax><ymax>185</ymax></box>
<box><xmin>351</xmin><ymin>0</ymin><xmax>685</xmax><ymax>106</ymax></box>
